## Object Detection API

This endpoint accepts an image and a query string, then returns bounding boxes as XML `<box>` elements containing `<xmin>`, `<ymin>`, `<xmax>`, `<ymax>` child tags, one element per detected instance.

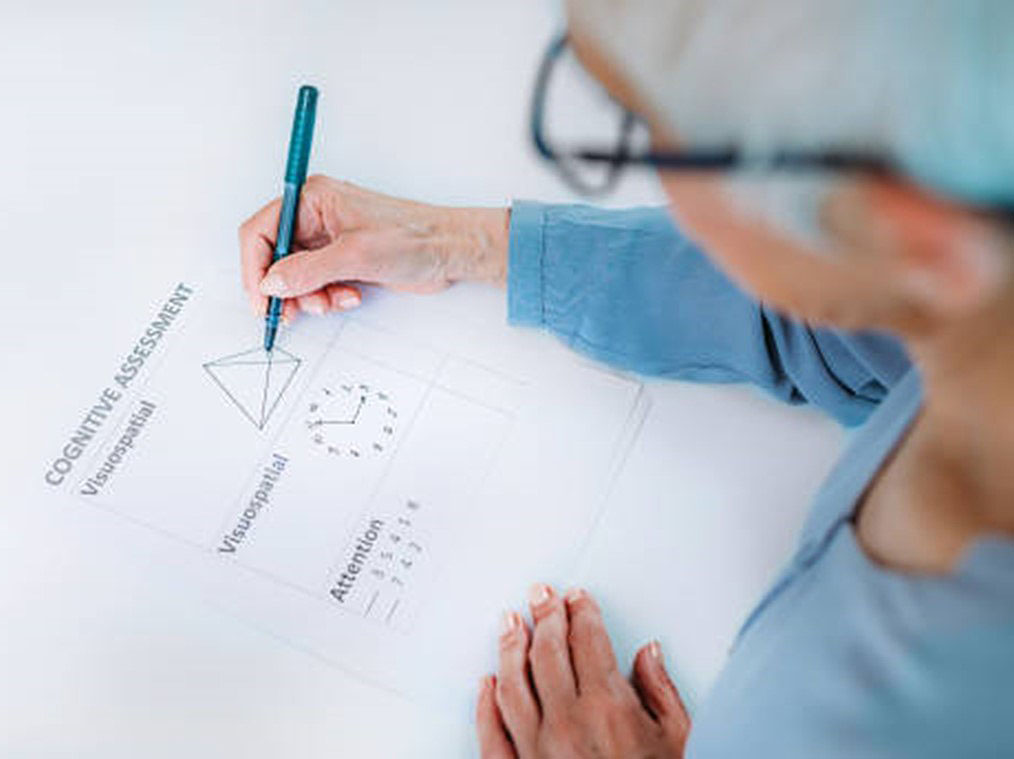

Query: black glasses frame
<box><xmin>530</xmin><ymin>33</ymin><xmax>892</xmax><ymax>197</ymax></box>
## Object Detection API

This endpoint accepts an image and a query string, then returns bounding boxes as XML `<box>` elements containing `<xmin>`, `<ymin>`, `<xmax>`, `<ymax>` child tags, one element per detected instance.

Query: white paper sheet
<box><xmin>44</xmin><ymin>276</ymin><xmax>647</xmax><ymax>713</ymax></box>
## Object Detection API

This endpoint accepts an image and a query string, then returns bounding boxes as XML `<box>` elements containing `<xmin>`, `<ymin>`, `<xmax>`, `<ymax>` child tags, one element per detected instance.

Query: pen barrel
<box><xmin>284</xmin><ymin>85</ymin><xmax>318</xmax><ymax>186</ymax></box>
<box><xmin>264</xmin><ymin>84</ymin><xmax>318</xmax><ymax>352</ymax></box>
<box><xmin>272</xmin><ymin>182</ymin><xmax>300</xmax><ymax>262</ymax></box>
<box><xmin>266</xmin><ymin>296</ymin><xmax>283</xmax><ymax>321</ymax></box>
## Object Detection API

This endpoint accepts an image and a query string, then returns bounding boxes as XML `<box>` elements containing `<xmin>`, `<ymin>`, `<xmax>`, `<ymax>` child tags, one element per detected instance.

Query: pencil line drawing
<box><xmin>203</xmin><ymin>346</ymin><xmax>302</xmax><ymax>430</ymax></box>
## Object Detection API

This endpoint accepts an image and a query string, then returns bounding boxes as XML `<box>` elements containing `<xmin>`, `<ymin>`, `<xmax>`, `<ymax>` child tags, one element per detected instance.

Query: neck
<box><xmin>905</xmin><ymin>286</ymin><xmax>1014</xmax><ymax>529</ymax></box>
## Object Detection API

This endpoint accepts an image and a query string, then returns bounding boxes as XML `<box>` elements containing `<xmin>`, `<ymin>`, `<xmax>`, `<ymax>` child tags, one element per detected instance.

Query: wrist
<box><xmin>441</xmin><ymin>207</ymin><xmax>510</xmax><ymax>287</ymax></box>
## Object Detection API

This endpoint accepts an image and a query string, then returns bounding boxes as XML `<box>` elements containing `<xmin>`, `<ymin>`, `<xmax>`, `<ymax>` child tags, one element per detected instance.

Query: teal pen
<box><xmin>264</xmin><ymin>85</ymin><xmax>318</xmax><ymax>352</ymax></box>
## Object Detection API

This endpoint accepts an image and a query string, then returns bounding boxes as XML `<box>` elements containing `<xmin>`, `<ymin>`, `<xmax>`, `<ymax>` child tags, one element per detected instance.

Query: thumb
<box><xmin>632</xmin><ymin>642</ymin><xmax>691</xmax><ymax>744</ymax></box>
<box><xmin>259</xmin><ymin>238</ymin><xmax>369</xmax><ymax>299</ymax></box>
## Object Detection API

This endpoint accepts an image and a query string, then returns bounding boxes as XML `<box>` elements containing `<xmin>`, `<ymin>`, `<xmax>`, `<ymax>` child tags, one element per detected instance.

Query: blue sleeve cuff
<box><xmin>507</xmin><ymin>200</ymin><xmax>546</xmax><ymax>328</ymax></box>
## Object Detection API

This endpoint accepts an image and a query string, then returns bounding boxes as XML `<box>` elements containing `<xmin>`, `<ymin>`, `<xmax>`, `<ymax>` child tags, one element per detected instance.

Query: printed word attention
<box><xmin>329</xmin><ymin>519</ymin><xmax>385</xmax><ymax>604</ymax></box>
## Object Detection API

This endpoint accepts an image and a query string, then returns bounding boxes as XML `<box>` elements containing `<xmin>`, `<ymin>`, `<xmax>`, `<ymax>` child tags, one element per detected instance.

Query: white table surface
<box><xmin>0</xmin><ymin>2</ymin><xmax>844</xmax><ymax>756</ymax></box>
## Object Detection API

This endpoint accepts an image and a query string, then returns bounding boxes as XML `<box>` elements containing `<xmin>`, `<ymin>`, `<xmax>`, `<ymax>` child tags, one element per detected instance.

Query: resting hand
<box><xmin>477</xmin><ymin>585</ymin><xmax>690</xmax><ymax>759</ymax></box>
<box><xmin>239</xmin><ymin>176</ymin><xmax>509</xmax><ymax>321</ymax></box>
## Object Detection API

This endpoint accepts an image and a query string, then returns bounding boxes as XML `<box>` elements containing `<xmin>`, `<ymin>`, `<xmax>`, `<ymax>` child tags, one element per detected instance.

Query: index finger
<box><xmin>238</xmin><ymin>197</ymin><xmax>283</xmax><ymax>315</ymax></box>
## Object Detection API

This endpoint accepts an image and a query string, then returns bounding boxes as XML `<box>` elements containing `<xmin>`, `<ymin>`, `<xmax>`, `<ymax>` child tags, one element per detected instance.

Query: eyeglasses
<box><xmin>529</xmin><ymin>32</ymin><xmax>891</xmax><ymax>197</ymax></box>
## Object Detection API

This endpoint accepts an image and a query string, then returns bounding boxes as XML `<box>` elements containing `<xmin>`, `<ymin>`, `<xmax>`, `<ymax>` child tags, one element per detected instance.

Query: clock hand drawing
<box><xmin>303</xmin><ymin>380</ymin><xmax>398</xmax><ymax>459</ymax></box>
<box><xmin>307</xmin><ymin>394</ymin><xmax>366</xmax><ymax>427</ymax></box>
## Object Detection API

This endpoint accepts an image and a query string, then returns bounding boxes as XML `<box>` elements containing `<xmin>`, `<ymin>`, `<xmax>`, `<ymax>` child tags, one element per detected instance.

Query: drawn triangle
<box><xmin>203</xmin><ymin>347</ymin><xmax>301</xmax><ymax>430</ymax></box>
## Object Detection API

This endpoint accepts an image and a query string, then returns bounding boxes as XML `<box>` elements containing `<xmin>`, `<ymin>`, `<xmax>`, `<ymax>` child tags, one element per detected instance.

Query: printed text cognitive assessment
<box><xmin>43</xmin><ymin>283</ymin><xmax>194</xmax><ymax>486</ymax></box>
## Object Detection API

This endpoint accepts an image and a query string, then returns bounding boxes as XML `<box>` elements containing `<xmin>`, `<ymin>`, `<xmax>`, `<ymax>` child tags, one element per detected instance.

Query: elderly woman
<box><xmin>239</xmin><ymin>1</ymin><xmax>1014</xmax><ymax>756</ymax></box>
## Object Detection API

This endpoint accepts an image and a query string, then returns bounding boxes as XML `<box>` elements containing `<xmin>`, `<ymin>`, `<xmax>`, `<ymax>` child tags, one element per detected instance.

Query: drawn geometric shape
<box><xmin>203</xmin><ymin>346</ymin><xmax>301</xmax><ymax>430</ymax></box>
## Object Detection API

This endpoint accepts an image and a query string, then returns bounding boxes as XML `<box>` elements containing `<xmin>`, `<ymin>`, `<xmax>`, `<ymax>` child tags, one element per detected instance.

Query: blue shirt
<box><xmin>508</xmin><ymin>201</ymin><xmax>1014</xmax><ymax>758</ymax></box>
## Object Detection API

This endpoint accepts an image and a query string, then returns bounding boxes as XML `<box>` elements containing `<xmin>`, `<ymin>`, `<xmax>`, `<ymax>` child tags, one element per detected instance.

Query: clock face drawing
<box><xmin>303</xmin><ymin>380</ymin><xmax>398</xmax><ymax>459</ymax></box>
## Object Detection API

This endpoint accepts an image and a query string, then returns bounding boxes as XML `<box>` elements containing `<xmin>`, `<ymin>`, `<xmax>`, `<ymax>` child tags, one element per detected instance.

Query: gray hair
<box><xmin>573</xmin><ymin>0</ymin><xmax>1014</xmax><ymax>208</ymax></box>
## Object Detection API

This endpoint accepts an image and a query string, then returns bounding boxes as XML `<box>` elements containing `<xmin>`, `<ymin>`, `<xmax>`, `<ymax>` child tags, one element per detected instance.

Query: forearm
<box><xmin>345</xmin><ymin>192</ymin><xmax>907</xmax><ymax>426</ymax></box>
<box><xmin>502</xmin><ymin>200</ymin><xmax>910</xmax><ymax>426</ymax></box>
<box><xmin>441</xmin><ymin>207</ymin><xmax>510</xmax><ymax>287</ymax></box>
<box><xmin>505</xmin><ymin>201</ymin><xmax>754</xmax><ymax>377</ymax></box>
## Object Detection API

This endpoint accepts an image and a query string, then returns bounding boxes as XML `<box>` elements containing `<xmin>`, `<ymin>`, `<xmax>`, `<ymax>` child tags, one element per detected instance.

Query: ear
<box><xmin>865</xmin><ymin>180</ymin><xmax>1010</xmax><ymax>316</ymax></box>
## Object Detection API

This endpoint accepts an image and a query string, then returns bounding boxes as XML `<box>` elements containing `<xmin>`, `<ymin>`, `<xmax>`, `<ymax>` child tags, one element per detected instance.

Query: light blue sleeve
<box><xmin>507</xmin><ymin>201</ymin><xmax>912</xmax><ymax>427</ymax></box>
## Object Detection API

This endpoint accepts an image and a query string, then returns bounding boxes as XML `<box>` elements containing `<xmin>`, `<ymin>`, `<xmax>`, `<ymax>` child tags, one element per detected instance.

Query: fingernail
<box><xmin>527</xmin><ymin>583</ymin><xmax>552</xmax><ymax>607</ymax></box>
<box><xmin>564</xmin><ymin>587</ymin><xmax>585</xmax><ymax>604</ymax></box>
<box><xmin>338</xmin><ymin>293</ymin><xmax>361</xmax><ymax>310</ymax></box>
<box><xmin>500</xmin><ymin>610</ymin><xmax>519</xmax><ymax>637</ymax></box>
<box><xmin>479</xmin><ymin>674</ymin><xmax>492</xmax><ymax>692</ymax></box>
<box><xmin>260</xmin><ymin>272</ymin><xmax>287</xmax><ymax>296</ymax></box>
<box><xmin>305</xmin><ymin>299</ymin><xmax>325</xmax><ymax>316</ymax></box>
<box><xmin>649</xmin><ymin>640</ymin><xmax>664</xmax><ymax>663</ymax></box>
